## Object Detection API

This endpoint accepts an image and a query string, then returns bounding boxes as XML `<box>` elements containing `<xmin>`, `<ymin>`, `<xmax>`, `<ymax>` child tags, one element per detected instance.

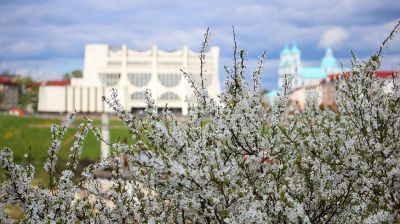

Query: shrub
<box><xmin>1</xmin><ymin>22</ymin><xmax>400</xmax><ymax>223</ymax></box>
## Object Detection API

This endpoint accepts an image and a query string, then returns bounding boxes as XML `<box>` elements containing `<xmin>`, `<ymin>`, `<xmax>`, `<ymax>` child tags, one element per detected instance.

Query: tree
<box><xmin>11</xmin><ymin>75</ymin><xmax>34</xmax><ymax>110</ymax></box>
<box><xmin>0</xmin><ymin>21</ymin><xmax>399</xmax><ymax>223</ymax></box>
<box><xmin>0</xmin><ymin>73</ymin><xmax>34</xmax><ymax>110</ymax></box>
<box><xmin>62</xmin><ymin>69</ymin><xmax>82</xmax><ymax>80</ymax></box>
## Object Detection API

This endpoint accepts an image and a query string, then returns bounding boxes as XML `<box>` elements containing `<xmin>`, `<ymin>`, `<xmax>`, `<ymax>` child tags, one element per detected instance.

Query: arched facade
<box><xmin>38</xmin><ymin>45</ymin><xmax>221</xmax><ymax>115</ymax></box>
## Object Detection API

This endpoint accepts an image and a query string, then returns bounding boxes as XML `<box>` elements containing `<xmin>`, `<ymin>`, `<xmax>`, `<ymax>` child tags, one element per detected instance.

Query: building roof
<box><xmin>326</xmin><ymin>70</ymin><xmax>398</xmax><ymax>82</ymax></box>
<box><xmin>31</xmin><ymin>80</ymin><xmax>71</xmax><ymax>87</ymax></box>
<box><xmin>321</xmin><ymin>48</ymin><xmax>338</xmax><ymax>69</ymax></box>
<box><xmin>300</xmin><ymin>67</ymin><xmax>326</xmax><ymax>79</ymax></box>
<box><xmin>0</xmin><ymin>76</ymin><xmax>16</xmax><ymax>85</ymax></box>
<box><xmin>280</xmin><ymin>45</ymin><xmax>290</xmax><ymax>56</ymax></box>
<box><xmin>264</xmin><ymin>90</ymin><xmax>279</xmax><ymax>99</ymax></box>
<box><xmin>291</xmin><ymin>43</ymin><xmax>300</xmax><ymax>54</ymax></box>
<box><xmin>374</xmin><ymin>70</ymin><xmax>399</xmax><ymax>78</ymax></box>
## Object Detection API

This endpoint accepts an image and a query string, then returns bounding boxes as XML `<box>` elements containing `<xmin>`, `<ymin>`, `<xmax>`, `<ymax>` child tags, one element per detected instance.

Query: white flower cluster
<box><xmin>0</xmin><ymin>22</ymin><xmax>399</xmax><ymax>223</ymax></box>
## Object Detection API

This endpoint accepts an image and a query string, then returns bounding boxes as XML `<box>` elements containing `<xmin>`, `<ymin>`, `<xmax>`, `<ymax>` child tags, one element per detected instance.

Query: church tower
<box><xmin>278</xmin><ymin>44</ymin><xmax>291</xmax><ymax>89</ymax></box>
<box><xmin>290</xmin><ymin>43</ymin><xmax>302</xmax><ymax>88</ymax></box>
<box><xmin>278</xmin><ymin>44</ymin><xmax>303</xmax><ymax>90</ymax></box>
<box><xmin>321</xmin><ymin>47</ymin><xmax>339</xmax><ymax>75</ymax></box>
<box><xmin>290</xmin><ymin>43</ymin><xmax>301</xmax><ymax>75</ymax></box>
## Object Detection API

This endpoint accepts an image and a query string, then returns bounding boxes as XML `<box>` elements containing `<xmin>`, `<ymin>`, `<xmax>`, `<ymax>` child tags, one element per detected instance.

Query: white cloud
<box><xmin>5</xmin><ymin>41</ymin><xmax>44</xmax><ymax>56</ymax></box>
<box><xmin>0</xmin><ymin>0</ymin><xmax>398</xmax><ymax>83</ymax></box>
<box><xmin>318</xmin><ymin>27</ymin><xmax>348</xmax><ymax>48</ymax></box>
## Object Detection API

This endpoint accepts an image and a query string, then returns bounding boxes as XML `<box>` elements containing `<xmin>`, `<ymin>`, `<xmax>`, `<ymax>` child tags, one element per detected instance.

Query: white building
<box><xmin>38</xmin><ymin>44</ymin><xmax>221</xmax><ymax>115</ymax></box>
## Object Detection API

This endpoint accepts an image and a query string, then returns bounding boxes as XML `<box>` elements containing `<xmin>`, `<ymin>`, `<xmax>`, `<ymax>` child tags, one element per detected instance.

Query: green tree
<box><xmin>63</xmin><ymin>69</ymin><xmax>82</xmax><ymax>80</ymax></box>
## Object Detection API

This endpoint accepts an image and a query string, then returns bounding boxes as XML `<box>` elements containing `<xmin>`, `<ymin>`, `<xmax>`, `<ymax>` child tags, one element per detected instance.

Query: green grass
<box><xmin>0</xmin><ymin>114</ymin><xmax>135</xmax><ymax>185</ymax></box>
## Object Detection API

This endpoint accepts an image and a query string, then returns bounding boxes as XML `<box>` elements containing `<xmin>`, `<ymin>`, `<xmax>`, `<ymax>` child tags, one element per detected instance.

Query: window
<box><xmin>99</xmin><ymin>73</ymin><xmax>121</xmax><ymax>86</ymax></box>
<box><xmin>108</xmin><ymin>47</ymin><xmax>122</xmax><ymax>56</ymax></box>
<box><xmin>158</xmin><ymin>92</ymin><xmax>180</xmax><ymax>101</ymax></box>
<box><xmin>158</xmin><ymin>73</ymin><xmax>181</xmax><ymax>87</ymax></box>
<box><xmin>128</xmin><ymin>73</ymin><xmax>151</xmax><ymax>87</ymax></box>
<box><xmin>131</xmin><ymin>92</ymin><xmax>146</xmax><ymax>100</ymax></box>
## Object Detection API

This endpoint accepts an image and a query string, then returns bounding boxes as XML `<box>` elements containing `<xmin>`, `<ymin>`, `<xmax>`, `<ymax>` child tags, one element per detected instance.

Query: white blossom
<box><xmin>0</xmin><ymin>22</ymin><xmax>400</xmax><ymax>223</ymax></box>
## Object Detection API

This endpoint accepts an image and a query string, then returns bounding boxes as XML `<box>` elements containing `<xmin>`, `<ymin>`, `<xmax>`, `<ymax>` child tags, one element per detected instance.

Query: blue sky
<box><xmin>0</xmin><ymin>0</ymin><xmax>399</xmax><ymax>90</ymax></box>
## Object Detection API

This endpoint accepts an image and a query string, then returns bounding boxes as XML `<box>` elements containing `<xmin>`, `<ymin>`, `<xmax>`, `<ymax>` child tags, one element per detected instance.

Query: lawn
<box><xmin>0</xmin><ymin>114</ymin><xmax>134</xmax><ymax>185</ymax></box>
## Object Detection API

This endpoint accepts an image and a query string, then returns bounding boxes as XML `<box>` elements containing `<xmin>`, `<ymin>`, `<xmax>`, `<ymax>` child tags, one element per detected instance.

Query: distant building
<box><xmin>319</xmin><ymin>71</ymin><xmax>398</xmax><ymax>110</ymax></box>
<box><xmin>265</xmin><ymin>44</ymin><xmax>346</xmax><ymax>109</ymax></box>
<box><xmin>0</xmin><ymin>76</ymin><xmax>19</xmax><ymax>110</ymax></box>
<box><xmin>38</xmin><ymin>45</ymin><xmax>221</xmax><ymax>115</ymax></box>
<box><xmin>278</xmin><ymin>44</ymin><xmax>343</xmax><ymax>89</ymax></box>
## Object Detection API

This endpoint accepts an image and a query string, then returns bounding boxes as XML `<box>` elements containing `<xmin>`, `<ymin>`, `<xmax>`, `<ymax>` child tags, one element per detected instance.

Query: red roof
<box><xmin>327</xmin><ymin>71</ymin><xmax>398</xmax><ymax>82</ymax></box>
<box><xmin>9</xmin><ymin>108</ymin><xmax>25</xmax><ymax>116</ymax></box>
<box><xmin>0</xmin><ymin>76</ymin><xmax>15</xmax><ymax>85</ymax></box>
<box><xmin>31</xmin><ymin>80</ymin><xmax>71</xmax><ymax>87</ymax></box>
<box><xmin>374</xmin><ymin>71</ymin><xmax>398</xmax><ymax>78</ymax></box>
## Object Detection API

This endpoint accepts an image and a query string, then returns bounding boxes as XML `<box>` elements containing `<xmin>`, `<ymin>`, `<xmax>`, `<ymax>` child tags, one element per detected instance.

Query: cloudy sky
<box><xmin>0</xmin><ymin>0</ymin><xmax>399</xmax><ymax>90</ymax></box>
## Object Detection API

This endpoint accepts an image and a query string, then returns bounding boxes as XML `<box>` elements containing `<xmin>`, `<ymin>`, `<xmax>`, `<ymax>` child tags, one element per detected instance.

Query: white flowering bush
<box><xmin>1</xmin><ymin>22</ymin><xmax>400</xmax><ymax>223</ymax></box>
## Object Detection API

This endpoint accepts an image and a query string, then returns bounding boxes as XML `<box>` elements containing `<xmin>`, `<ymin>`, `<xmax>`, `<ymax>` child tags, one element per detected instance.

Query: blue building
<box><xmin>265</xmin><ymin>44</ymin><xmax>344</xmax><ymax>106</ymax></box>
<box><xmin>278</xmin><ymin>44</ymin><xmax>342</xmax><ymax>89</ymax></box>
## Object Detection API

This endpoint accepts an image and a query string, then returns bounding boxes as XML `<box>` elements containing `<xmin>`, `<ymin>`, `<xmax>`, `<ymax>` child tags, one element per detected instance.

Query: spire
<box><xmin>291</xmin><ymin>42</ymin><xmax>300</xmax><ymax>53</ymax></box>
<box><xmin>321</xmin><ymin>47</ymin><xmax>338</xmax><ymax>71</ymax></box>
<box><xmin>280</xmin><ymin>44</ymin><xmax>290</xmax><ymax>56</ymax></box>
<box><xmin>325</xmin><ymin>47</ymin><xmax>333</xmax><ymax>57</ymax></box>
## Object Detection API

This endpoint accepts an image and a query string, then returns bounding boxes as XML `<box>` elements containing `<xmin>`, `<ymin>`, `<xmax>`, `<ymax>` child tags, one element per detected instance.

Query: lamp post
<box><xmin>101</xmin><ymin>113</ymin><xmax>110</xmax><ymax>160</ymax></box>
